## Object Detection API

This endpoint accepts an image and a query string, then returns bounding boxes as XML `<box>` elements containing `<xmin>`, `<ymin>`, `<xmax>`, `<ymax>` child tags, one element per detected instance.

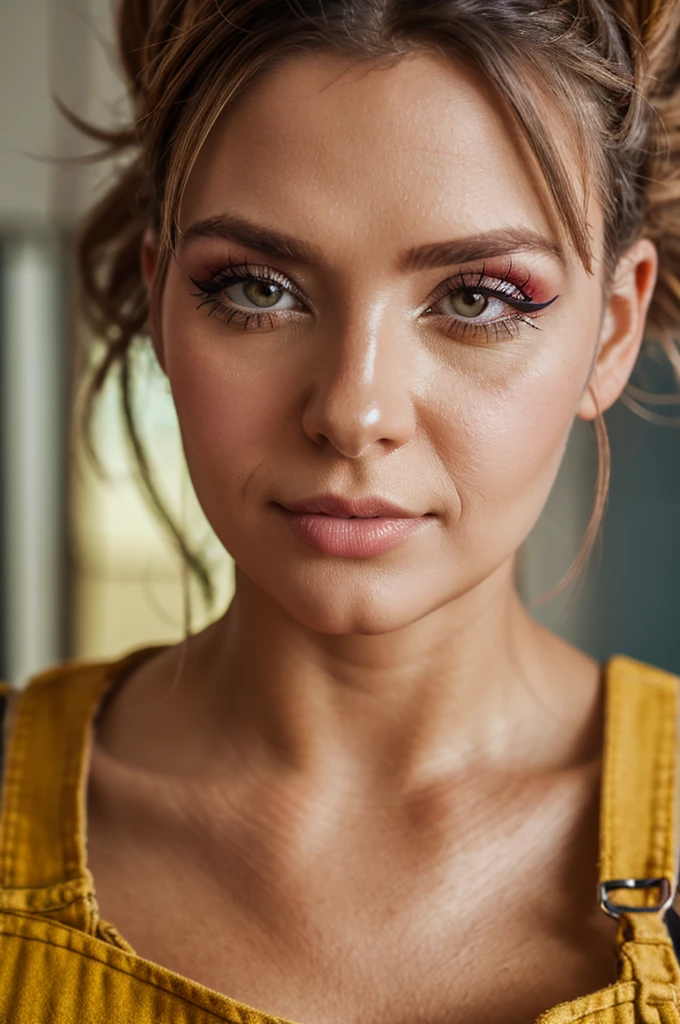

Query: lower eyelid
<box><xmin>445</xmin><ymin>316</ymin><xmax>525</xmax><ymax>342</ymax></box>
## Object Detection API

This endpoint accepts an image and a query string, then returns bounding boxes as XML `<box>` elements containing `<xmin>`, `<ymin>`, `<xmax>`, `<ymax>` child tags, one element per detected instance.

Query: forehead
<box><xmin>179</xmin><ymin>48</ymin><xmax>596</xmax><ymax>268</ymax></box>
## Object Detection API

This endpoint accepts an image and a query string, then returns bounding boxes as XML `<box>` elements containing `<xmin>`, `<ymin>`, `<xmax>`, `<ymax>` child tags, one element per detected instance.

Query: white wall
<box><xmin>0</xmin><ymin>0</ymin><xmax>129</xmax><ymax>228</ymax></box>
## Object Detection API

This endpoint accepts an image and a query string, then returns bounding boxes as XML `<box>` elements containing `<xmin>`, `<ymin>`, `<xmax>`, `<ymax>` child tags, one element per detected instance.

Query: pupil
<box><xmin>245</xmin><ymin>280</ymin><xmax>280</xmax><ymax>308</ymax></box>
<box><xmin>454</xmin><ymin>288</ymin><xmax>487</xmax><ymax>317</ymax></box>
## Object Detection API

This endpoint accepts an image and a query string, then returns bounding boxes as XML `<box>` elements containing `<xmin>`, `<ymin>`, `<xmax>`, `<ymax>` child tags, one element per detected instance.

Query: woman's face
<box><xmin>147</xmin><ymin>49</ymin><xmax>646</xmax><ymax>634</ymax></box>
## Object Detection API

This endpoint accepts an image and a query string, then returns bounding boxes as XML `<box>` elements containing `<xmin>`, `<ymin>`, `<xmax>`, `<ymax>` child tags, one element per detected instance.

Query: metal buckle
<box><xmin>599</xmin><ymin>877</ymin><xmax>674</xmax><ymax>919</ymax></box>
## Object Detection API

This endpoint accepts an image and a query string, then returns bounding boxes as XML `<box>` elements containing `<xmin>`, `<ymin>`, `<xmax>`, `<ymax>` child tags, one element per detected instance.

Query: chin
<box><xmin>261</xmin><ymin>561</ymin><xmax>461</xmax><ymax>636</ymax></box>
<box><xmin>230</xmin><ymin>536</ymin><xmax>514</xmax><ymax>636</ymax></box>
<box><xmin>286</xmin><ymin>596</ymin><xmax>423</xmax><ymax>635</ymax></box>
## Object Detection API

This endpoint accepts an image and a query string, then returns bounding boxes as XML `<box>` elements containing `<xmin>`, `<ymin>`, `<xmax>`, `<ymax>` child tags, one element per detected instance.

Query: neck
<box><xmin>119</xmin><ymin>559</ymin><xmax>600</xmax><ymax>789</ymax></box>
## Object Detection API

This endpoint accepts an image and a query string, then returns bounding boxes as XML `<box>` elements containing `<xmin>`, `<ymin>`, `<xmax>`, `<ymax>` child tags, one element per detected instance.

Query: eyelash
<box><xmin>188</xmin><ymin>256</ymin><xmax>558</xmax><ymax>343</ymax></box>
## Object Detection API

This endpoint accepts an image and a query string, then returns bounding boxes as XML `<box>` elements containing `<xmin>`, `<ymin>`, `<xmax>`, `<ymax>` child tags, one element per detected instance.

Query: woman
<box><xmin>0</xmin><ymin>1</ymin><xmax>679</xmax><ymax>1022</ymax></box>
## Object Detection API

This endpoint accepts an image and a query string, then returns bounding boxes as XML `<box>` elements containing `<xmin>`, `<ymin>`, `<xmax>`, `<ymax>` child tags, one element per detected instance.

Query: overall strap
<box><xmin>599</xmin><ymin>655</ymin><xmax>680</xmax><ymax>1020</ymax></box>
<box><xmin>0</xmin><ymin>647</ymin><xmax>160</xmax><ymax>934</ymax></box>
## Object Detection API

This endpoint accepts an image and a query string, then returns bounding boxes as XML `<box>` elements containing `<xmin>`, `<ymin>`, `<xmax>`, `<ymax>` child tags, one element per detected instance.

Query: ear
<box><xmin>141</xmin><ymin>227</ymin><xmax>167</xmax><ymax>374</ymax></box>
<box><xmin>577</xmin><ymin>237</ymin><xmax>658</xmax><ymax>420</ymax></box>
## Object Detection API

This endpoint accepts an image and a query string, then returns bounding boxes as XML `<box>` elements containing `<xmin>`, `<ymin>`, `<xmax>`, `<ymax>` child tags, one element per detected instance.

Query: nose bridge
<box><xmin>302</xmin><ymin>302</ymin><xmax>416</xmax><ymax>458</ymax></box>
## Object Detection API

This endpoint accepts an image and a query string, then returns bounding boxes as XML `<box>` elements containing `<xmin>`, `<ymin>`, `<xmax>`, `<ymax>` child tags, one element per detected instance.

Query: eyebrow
<box><xmin>179</xmin><ymin>213</ymin><xmax>566</xmax><ymax>271</ymax></box>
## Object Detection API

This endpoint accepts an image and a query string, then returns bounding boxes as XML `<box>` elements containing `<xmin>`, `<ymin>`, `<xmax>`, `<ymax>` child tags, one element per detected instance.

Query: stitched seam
<box><xmin>602</xmin><ymin>659</ymin><xmax>620</xmax><ymax>881</ymax></box>
<box><xmin>60</xmin><ymin>692</ymin><xmax>79</xmax><ymax>880</ymax></box>
<box><xmin>16</xmin><ymin>682</ymin><xmax>72</xmax><ymax>888</ymax></box>
<box><xmin>572</xmin><ymin>996</ymin><xmax>635</xmax><ymax>1021</ymax></box>
<box><xmin>567</xmin><ymin>1003</ymin><xmax>632</xmax><ymax>1022</ymax></box>
<box><xmin>0</xmin><ymin>877</ymin><xmax>92</xmax><ymax>906</ymax></box>
<box><xmin>649</xmin><ymin>683</ymin><xmax>676</xmax><ymax>883</ymax></box>
<box><xmin>61</xmin><ymin>685</ymin><xmax>91</xmax><ymax>881</ymax></box>
<box><xmin>649</xmin><ymin>994</ymin><xmax>680</xmax><ymax>1006</ymax></box>
<box><xmin>25</xmin><ymin>894</ymin><xmax>95</xmax><ymax>916</ymax></box>
<box><xmin>625</xmin><ymin>939</ymin><xmax>676</xmax><ymax>948</ymax></box>
<box><xmin>0</xmin><ymin>923</ymin><xmax>285</xmax><ymax>1023</ymax></box>
<box><xmin>647</xmin><ymin>679</ymin><xmax>662</xmax><ymax>885</ymax></box>
<box><xmin>537</xmin><ymin>984</ymin><xmax>637</xmax><ymax>1023</ymax></box>
<box><xmin>0</xmin><ymin>688</ymin><xmax>34</xmax><ymax>889</ymax></box>
<box><xmin>2</xmin><ymin>677</ymin><xmax>93</xmax><ymax>892</ymax></box>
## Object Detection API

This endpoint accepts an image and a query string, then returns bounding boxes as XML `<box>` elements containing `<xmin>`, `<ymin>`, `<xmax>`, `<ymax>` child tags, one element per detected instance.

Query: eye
<box><xmin>222</xmin><ymin>276</ymin><xmax>298</xmax><ymax>311</ymax></box>
<box><xmin>188</xmin><ymin>260</ymin><xmax>306</xmax><ymax>330</ymax></box>
<box><xmin>189</xmin><ymin>258</ymin><xmax>558</xmax><ymax>339</ymax></box>
<box><xmin>443</xmin><ymin>288</ymin><xmax>499</xmax><ymax>320</ymax></box>
<box><xmin>431</xmin><ymin>285</ymin><xmax>527</xmax><ymax>324</ymax></box>
<box><xmin>423</xmin><ymin>267</ymin><xmax>559</xmax><ymax>342</ymax></box>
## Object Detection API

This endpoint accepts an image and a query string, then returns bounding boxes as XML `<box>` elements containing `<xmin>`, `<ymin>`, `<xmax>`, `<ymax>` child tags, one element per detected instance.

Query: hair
<box><xmin>63</xmin><ymin>0</ymin><xmax>680</xmax><ymax>612</ymax></box>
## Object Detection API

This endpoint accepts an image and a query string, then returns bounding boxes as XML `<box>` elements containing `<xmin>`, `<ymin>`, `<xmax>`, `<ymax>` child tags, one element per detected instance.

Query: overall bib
<box><xmin>0</xmin><ymin>646</ymin><xmax>676</xmax><ymax>1023</ymax></box>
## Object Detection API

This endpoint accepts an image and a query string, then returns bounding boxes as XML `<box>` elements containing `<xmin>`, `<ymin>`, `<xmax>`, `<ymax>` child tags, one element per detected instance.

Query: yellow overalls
<box><xmin>0</xmin><ymin>645</ymin><xmax>676</xmax><ymax>1023</ymax></box>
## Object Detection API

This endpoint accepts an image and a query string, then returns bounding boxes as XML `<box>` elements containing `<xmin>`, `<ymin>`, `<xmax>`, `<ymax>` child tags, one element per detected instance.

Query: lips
<box><xmin>277</xmin><ymin>494</ymin><xmax>420</xmax><ymax>518</ymax></box>
<box><xmin>274</xmin><ymin>494</ymin><xmax>433</xmax><ymax>557</ymax></box>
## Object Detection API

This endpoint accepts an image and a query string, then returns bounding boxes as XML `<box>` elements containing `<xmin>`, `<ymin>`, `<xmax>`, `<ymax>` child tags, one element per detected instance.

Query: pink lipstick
<box><xmin>275</xmin><ymin>495</ymin><xmax>434</xmax><ymax>558</ymax></box>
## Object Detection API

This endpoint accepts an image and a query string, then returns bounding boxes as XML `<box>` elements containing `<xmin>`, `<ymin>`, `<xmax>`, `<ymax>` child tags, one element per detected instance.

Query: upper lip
<box><xmin>278</xmin><ymin>494</ymin><xmax>423</xmax><ymax>518</ymax></box>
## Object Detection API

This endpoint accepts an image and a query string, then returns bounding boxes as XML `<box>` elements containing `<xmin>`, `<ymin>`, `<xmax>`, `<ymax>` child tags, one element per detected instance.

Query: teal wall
<box><xmin>521</xmin><ymin>353</ymin><xmax>680</xmax><ymax>675</ymax></box>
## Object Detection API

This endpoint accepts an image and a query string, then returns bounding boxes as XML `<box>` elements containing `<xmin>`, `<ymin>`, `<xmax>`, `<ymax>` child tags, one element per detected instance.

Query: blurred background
<box><xmin>0</xmin><ymin>0</ymin><xmax>679</xmax><ymax>687</ymax></box>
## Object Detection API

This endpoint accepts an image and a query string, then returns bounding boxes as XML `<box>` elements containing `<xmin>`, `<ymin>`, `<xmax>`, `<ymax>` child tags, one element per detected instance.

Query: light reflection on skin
<box><xmin>125</xmin><ymin>48</ymin><xmax>657</xmax><ymax>785</ymax></box>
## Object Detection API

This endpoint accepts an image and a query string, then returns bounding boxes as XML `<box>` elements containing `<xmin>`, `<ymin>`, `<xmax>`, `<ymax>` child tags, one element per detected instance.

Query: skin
<box><xmin>83</xmin><ymin>48</ymin><xmax>660</xmax><ymax>1024</ymax></box>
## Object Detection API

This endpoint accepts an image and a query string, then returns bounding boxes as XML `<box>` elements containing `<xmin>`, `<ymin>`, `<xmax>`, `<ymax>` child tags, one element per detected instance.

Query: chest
<box><xmin>85</xmin><ymin>762</ymin><xmax>621</xmax><ymax>1024</ymax></box>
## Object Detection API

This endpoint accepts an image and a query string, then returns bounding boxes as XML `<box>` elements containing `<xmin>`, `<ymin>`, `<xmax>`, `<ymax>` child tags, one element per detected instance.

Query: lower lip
<box><xmin>276</xmin><ymin>507</ymin><xmax>434</xmax><ymax>558</ymax></box>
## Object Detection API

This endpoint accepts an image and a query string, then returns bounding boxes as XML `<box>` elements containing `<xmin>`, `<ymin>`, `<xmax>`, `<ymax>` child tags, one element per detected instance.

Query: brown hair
<box><xmin>64</xmin><ymin>0</ymin><xmax>680</xmax><ymax>608</ymax></box>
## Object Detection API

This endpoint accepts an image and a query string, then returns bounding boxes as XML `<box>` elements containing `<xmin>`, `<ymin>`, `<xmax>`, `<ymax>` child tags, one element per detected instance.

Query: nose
<box><xmin>301</xmin><ymin>308</ymin><xmax>417</xmax><ymax>458</ymax></box>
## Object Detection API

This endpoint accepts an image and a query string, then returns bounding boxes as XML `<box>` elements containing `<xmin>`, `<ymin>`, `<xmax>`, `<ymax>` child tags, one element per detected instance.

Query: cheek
<box><xmin>429</xmin><ymin>339</ymin><xmax>591</xmax><ymax>528</ymax></box>
<box><xmin>168</xmin><ymin>341</ymin><xmax>285</xmax><ymax>500</ymax></box>
<box><xmin>484</xmin><ymin>376</ymin><xmax>575</xmax><ymax>482</ymax></box>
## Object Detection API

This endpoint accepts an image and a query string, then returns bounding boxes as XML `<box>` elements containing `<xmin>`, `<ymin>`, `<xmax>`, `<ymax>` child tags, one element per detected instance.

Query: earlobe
<box><xmin>577</xmin><ymin>238</ymin><xmax>658</xmax><ymax>422</ymax></box>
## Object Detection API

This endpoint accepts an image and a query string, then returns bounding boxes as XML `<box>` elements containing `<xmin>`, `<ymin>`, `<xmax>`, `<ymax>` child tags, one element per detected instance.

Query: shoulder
<box><xmin>4</xmin><ymin>644</ymin><xmax>169</xmax><ymax>701</ymax></box>
<box><xmin>0</xmin><ymin>645</ymin><xmax>167</xmax><ymax>769</ymax></box>
<box><xmin>3</xmin><ymin>654</ymin><xmax>114</xmax><ymax>710</ymax></box>
<box><xmin>0</xmin><ymin>657</ymin><xmax>112</xmax><ymax>775</ymax></box>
